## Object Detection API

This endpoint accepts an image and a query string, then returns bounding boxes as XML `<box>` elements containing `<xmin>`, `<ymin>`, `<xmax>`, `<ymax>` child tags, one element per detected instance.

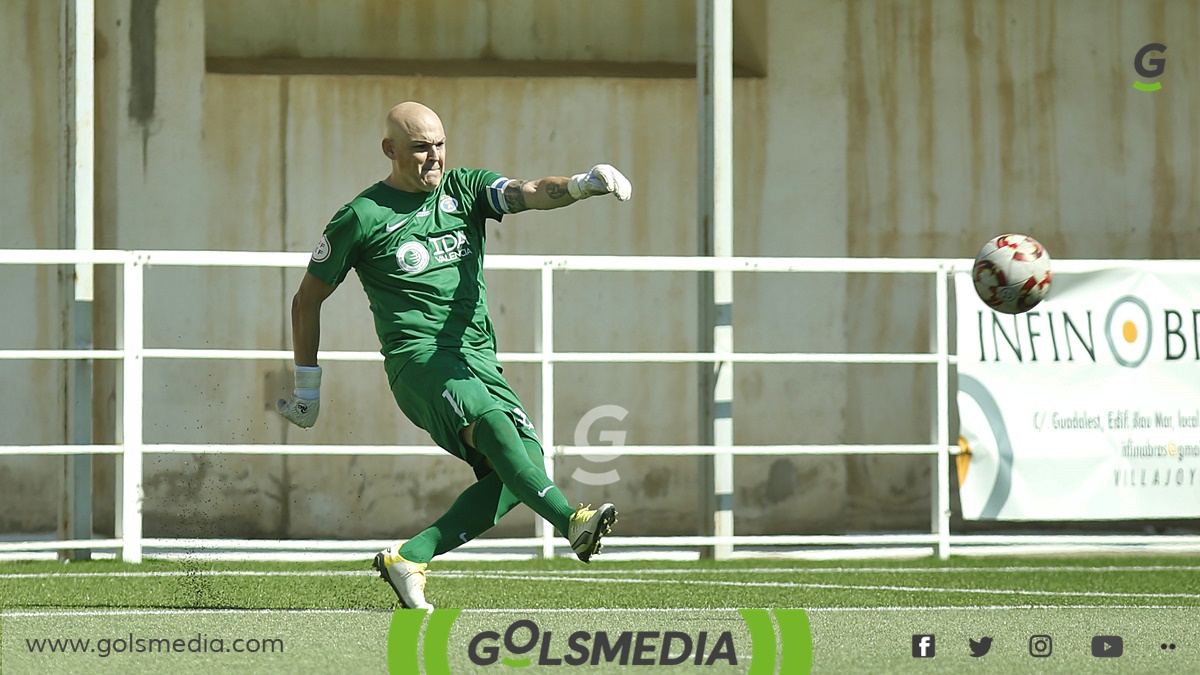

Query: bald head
<box><xmin>386</xmin><ymin>102</ymin><xmax>441</xmax><ymax>138</ymax></box>
<box><xmin>382</xmin><ymin>101</ymin><xmax>446</xmax><ymax>193</ymax></box>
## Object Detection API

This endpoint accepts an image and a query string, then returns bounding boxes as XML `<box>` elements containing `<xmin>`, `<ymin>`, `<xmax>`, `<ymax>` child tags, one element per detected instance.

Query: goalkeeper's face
<box><xmin>384</xmin><ymin>105</ymin><xmax>446</xmax><ymax>193</ymax></box>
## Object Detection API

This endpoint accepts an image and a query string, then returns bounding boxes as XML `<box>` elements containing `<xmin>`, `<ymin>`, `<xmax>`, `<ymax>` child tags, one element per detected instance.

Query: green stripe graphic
<box><xmin>773</xmin><ymin>609</ymin><xmax>813</xmax><ymax>674</ymax></box>
<box><xmin>387</xmin><ymin>609</ymin><xmax>427</xmax><ymax>674</ymax></box>
<box><xmin>423</xmin><ymin>609</ymin><xmax>461</xmax><ymax>675</ymax></box>
<box><xmin>1133</xmin><ymin>80</ymin><xmax>1162</xmax><ymax>91</ymax></box>
<box><xmin>739</xmin><ymin>609</ymin><xmax>778</xmax><ymax>674</ymax></box>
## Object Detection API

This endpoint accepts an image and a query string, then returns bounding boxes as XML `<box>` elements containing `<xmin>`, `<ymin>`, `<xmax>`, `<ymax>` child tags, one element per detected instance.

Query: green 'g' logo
<box><xmin>1133</xmin><ymin>43</ymin><xmax>1166</xmax><ymax>92</ymax></box>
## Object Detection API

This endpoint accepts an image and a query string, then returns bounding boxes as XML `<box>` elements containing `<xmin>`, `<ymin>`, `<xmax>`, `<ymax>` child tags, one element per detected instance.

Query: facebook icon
<box><xmin>912</xmin><ymin>635</ymin><xmax>936</xmax><ymax>658</ymax></box>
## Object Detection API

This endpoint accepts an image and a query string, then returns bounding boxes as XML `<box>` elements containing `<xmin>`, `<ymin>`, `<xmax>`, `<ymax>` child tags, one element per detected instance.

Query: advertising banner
<box><xmin>956</xmin><ymin>268</ymin><xmax>1200</xmax><ymax>520</ymax></box>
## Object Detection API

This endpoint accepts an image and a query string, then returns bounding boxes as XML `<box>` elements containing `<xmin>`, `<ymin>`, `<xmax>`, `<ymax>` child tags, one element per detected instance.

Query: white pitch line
<box><xmin>4</xmin><ymin>565</ymin><xmax>1200</xmax><ymax>580</ymax></box>
<box><xmin>5</xmin><ymin>605</ymin><xmax>1193</xmax><ymax>618</ymax></box>
<box><xmin>0</xmin><ymin>570</ymin><xmax>372</xmax><ymax>580</ymax></box>
<box><xmin>1</xmin><ymin>608</ymin><xmax>388</xmax><ymax>618</ymax></box>
<box><xmin>773</xmin><ymin>582</ymin><xmax>1200</xmax><ymax>601</ymax></box>
<box><xmin>0</xmin><ymin>608</ymin><xmax>740</xmax><ymax>618</ymax></box>
<box><xmin>425</xmin><ymin>608</ymin><xmax>740</xmax><ymax>614</ymax></box>
<box><xmin>2</xmin><ymin>569</ymin><xmax>1199</xmax><ymax>601</ymax></box>
<box><xmin>433</xmin><ymin>572</ymin><xmax>1200</xmax><ymax>601</ymax></box>
<box><xmin>414</xmin><ymin>604</ymin><xmax>1200</xmax><ymax>613</ymax></box>
<box><xmin>807</xmin><ymin>604</ymin><xmax>1200</xmax><ymax>612</ymax></box>
<box><xmin>430</xmin><ymin>565</ymin><xmax>1200</xmax><ymax>575</ymax></box>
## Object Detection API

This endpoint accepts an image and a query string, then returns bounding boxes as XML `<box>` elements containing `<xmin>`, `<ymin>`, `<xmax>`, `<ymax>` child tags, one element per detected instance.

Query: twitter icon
<box><xmin>969</xmin><ymin>637</ymin><xmax>994</xmax><ymax>657</ymax></box>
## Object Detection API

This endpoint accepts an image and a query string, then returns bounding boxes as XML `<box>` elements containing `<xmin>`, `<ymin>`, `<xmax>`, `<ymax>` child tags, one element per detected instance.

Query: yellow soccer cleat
<box><xmin>568</xmin><ymin>503</ymin><xmax>618</xmax><ymax>563</ymax></box>
<box><xmin>372</xmin><ymin>545</ymin><xmax>433</xmax><ymax>610</ymax></box>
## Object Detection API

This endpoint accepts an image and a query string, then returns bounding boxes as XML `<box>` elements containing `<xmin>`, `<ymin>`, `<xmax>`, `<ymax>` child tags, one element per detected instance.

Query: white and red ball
<box><xmin>971</xmin><ymin>234</ymin><xmax>1052</xmax><ymax>314</ymax></box>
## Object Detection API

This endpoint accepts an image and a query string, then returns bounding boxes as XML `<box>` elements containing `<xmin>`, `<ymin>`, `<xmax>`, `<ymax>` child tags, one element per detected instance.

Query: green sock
<box><xmin>399</xmin><ymin>471</ymin><xmax>522</xmax><ymax>563</ymax></box>
<box><xmin>399</xmin><ymin>414</ymin><xmax>575</xmax><ymax>563</ymax></box>
<box><xmin>471</xmin><ymin>409</ymin><xmax>574</xmax><ymax>534</ymax></box>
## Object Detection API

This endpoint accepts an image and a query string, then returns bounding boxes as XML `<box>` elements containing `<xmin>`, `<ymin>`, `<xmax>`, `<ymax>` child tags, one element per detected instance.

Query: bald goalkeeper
<box><xmin>277</xmin><ymin>101</ymin><xmax>630</xmax><ymax>609</ymax></box>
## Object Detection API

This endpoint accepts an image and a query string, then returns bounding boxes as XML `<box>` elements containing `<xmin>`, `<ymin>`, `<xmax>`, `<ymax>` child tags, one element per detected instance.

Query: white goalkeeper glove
<box><xmin>567</xmin><ymin>164</ymin><xmax>632</xmax><ymax>202</ymax></box>
<box><xmin>276</xmin><ymin>365</ymin><xmax>321</xmax><ymax>429</ymax></box>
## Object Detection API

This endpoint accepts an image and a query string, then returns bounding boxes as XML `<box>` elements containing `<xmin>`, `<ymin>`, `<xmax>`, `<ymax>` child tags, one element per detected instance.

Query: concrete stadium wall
<box><xmin>2</xmin><ymin>0</ymin><xmax>1197</xmax><ymax>542</ymax></box>
<box><xmin>0</xmin><ymin>0</ymin><xmax>70</xmax><ymax>531</ymax></box>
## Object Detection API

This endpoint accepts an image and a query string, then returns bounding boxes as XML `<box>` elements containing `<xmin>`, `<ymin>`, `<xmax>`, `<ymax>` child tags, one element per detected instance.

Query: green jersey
<box><xmin>306</xmin><ymin>168</ymin><xmax>509</xmax><ymax>378</ymax></box>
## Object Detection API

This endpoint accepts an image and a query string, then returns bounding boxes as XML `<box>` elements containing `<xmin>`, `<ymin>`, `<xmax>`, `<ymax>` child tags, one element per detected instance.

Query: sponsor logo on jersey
<box><xmin>429</xmin><ymin>230</ymin><xmax>472</xmax><ymax>264</ymax></box>
<box><xmin>439</xmin><ymin>195</ymin><xmax>459</xmax><ymax>213</ymax></box>
<box><xmin>311</xmin><ymin>235</ymin><xmax>331</xmax><ymax>263</ymax></box>
<box><xmin>396</xmin><ymin>241</ymin><xmax>431</xmax><ymax>273</ymax></box>
<box><xmin>395</xmin><ymin>229</ymin><xmax>473</xmax><ymax>274</ymax></box>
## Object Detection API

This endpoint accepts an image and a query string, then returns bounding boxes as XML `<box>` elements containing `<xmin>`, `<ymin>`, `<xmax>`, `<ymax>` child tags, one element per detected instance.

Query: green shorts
<box><xmin>388</xmin><ymin>348</ymin><xmax>540</xmax><ymax>474</ymax></box>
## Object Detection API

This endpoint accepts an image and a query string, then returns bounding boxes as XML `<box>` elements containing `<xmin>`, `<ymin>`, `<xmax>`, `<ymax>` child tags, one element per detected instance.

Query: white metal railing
<box><xmin>5</xmin><ymin>250</ymin><xmax>1197</xmax><ymax>562</ymax></box>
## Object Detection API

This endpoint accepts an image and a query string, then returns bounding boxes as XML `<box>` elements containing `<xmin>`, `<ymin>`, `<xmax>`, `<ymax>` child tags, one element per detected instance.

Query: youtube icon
<box><xmin>1092</xmin><ymin>636</ymin><xmax>1124</xmax><ymax>658</ymax></box>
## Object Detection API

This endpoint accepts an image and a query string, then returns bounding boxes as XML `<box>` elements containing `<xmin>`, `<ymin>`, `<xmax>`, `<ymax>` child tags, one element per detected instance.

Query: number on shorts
<box><xmin>512</xmin><ymin>407</ymin><xmax>534</xmax><ymax>430</ymax></box>
<box><xmin>442</xmin><ymin>389</ymin><xmax>464</xmax><ymax>418</ymax></box>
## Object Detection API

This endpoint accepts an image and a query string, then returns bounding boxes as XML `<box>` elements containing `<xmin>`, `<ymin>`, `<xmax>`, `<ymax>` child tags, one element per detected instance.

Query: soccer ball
<box><xmin>971</xmin><ymin>234</ymin><xmax>1052</xmax><ymax>314</ymax></box>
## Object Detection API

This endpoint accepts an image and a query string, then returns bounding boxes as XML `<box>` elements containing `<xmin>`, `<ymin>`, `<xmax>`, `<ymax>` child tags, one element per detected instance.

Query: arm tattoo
<box><xmin>503</xmin><ymin>180</ymin><xmax>529</xmax><ymax>213</ymax></box>
<box><xmin>546</xmin><ymin>180</ymin><xmax>568</xmax><ymax>200</ymax></box>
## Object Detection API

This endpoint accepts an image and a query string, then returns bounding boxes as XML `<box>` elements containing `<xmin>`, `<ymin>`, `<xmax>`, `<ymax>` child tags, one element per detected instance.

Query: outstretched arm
<box><xmin>501</xmin><ymin>177</ymin><xmax>575</xmax><ymax>212</ymax></box>
<box><xmin>499</xmin><ymin>164</ymin><xmax>632</xmax><ymax>213</ymax></box>
<box><xmin>291</xmin><ymin>272</ymin><xmax>336</xmax><ymax>366</ymax></box>
<box><xmin>277</xmin><ymin>272</ymin><xmax>336</xmax><ymax>428</ymax></box>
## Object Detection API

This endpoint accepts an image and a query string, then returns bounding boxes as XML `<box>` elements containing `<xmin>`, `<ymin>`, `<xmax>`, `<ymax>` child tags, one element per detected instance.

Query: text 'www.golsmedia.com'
<box><xmin>24</xmin><ymin>634</ymin><xmax>284</xmax><ymax>658</ymax></box>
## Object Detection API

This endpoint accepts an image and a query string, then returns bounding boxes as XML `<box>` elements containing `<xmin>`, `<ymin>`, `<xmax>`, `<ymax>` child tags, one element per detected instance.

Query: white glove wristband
<box><xmin>567</xmin><ymin>173</ymin><xmax>592</xmax><ymax>200</ymax></box>
<box><xmin>277</xmin><ymin>365</ymin><xmax>322</xmax><ymax>429</ymax></box>
<box><xmin>294</xmin><ymin>365</ymin><xmax>321</xmax><ymax>398</ymax></box>
<box><xmin>567</xmin><ymin>164</ymin><xmax>632</xmax><ymax>202</ymax></box>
